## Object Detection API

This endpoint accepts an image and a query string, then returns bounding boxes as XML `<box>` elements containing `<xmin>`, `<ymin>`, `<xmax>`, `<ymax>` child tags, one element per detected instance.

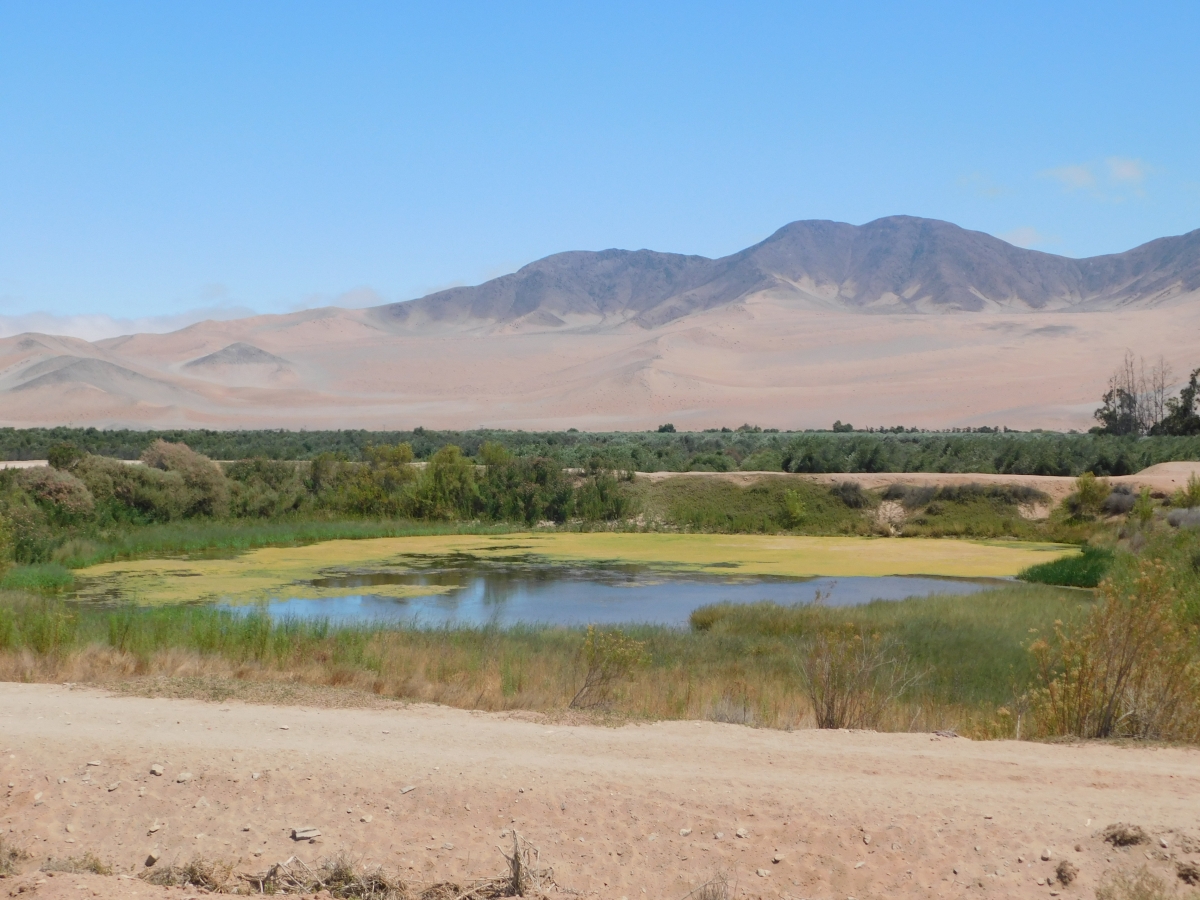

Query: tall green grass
<box><xmin>1019</xmin><ymin>544</ymin><xmax>1114</xmax><ymax>587</ymax></box>
<box><xmin>0</xmin><ymin>583</ymin><xmax>1087</xmax><ymax>729</ymax></box>
<box><xmin>52</xmin><ymin>518</ymin><xmax>513</xmax><ymax>569</ymax></box>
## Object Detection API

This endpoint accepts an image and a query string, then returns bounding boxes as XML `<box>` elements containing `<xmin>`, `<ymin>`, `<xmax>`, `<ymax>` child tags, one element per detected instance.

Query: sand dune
<box><xmin>4</xmin><ymin>215</ymin><xmax>1200</xmax><ymax>431</ymax></box>
<box><xmin>2</xmin><ymin>297</ymin><xmax>1197</xmax><ymax>431</ymax></box>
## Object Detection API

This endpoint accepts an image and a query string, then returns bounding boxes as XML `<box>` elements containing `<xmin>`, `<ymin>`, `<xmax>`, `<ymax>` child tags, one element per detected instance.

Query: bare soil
<box><xmin>3</xmin><ymin>683</ymin><xmax>1199</xmax><ymax>899</ymax></box>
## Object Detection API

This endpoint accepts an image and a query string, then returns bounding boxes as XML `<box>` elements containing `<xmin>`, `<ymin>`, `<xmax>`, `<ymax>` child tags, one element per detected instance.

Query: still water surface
<box><xmin>237</xmin><ymin>555</ymin><xmax>1007</xmax><ymax>628</ymax></box>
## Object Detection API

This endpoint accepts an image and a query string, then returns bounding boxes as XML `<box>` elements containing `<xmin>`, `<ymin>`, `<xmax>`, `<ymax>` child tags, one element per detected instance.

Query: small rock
<box><xmin>714</xmin><ymin>832</ymin><xmax>724</xmax><ymax>840</ymax></box>
<box><xmin>756</xmin><ymin>868</ymin><xmax>770</xmax><ymax>877</ymax></box>
<box><xmin>148</xmin><ymin>822</ymin><xmax>161</xmax><ymax>834</ymax></box>
<box><xmin>442</xmin><ymin>842</ymin><xmax>454</xmax><ymax>850</ymax></box>
<box><xmin>241</xmin><ymin>825</ymin><xmax>251</xmax><ymax>832</ymax></box>
<box><xmin>772</xmin><ymin>853</ymin><xmax>784</xmax><ymax>864</ymax></box>
<box><xmin>984</xmin><ymin>814</ymin><xmax>993</xmax><ymax>819</ymax></box>
<box><xmin>176</xmin><ymin>772</ymin><xmax>193</xmax><ymax>784</ymax></box>
<box><xmin>1076</xmin><ymin>844</ymin><xmax>1083</xmax><ymax>852</ymax></box>
<box><xmin>150</xmin><ymin>765</ymin><xmax>164</xmax><ymax>776</ymax></box>
<box><xmin>400</xmin><ymin>785</ymin><xmax>416</xmax><ymax>794</ymax></box>
<box><xmin>107</xmin><ymin>782</ymin><xmax>120</xmax><ymax>792</ymax></box>
<box><xmin>360</xmin><ymin>815</ymin><xmax>373</xmax><ymax>823</ymax></box>
<box><xmin>854</xmin><ymin>861</ymin><xmax>865</xmax><ymax>869</ymax></box>
<box><xmin>736</xmin><ymin>828</ymin><xmax>748</xmax><ymax>839</ymax></box>
<box><xmin>1017</xmin><ymin>855</ymin><xmax>1025</xmax><ymax>863</ymax></box>
<box><xmin>974</xmin><ymin>845</ymin><xmax>980</xmax><ymax>852</ymax></box>
<box><xmin>291</xmin><ymin>827</ymin><xmax>321</xmax><ymax>841</ymax></box>
<box><xmin>864</xmin><ymin>835</ymin><xmax>872</xmax><ymax>846</ymax></box>
<box><xmin>65</xmin><ymin>824</ymin><xmax>74</xmax><ymax>833</ymax></box>
<box><xmin>1042</xmin><ymin>849</ymin><xmax>1053</xmax><ymax>861</ymax></box>
<box><xmin>57</xmin><ymin>777</ymin><xmax>67</xmax><ymax>784</ymax></box>
<box><xmin>1160</xmin><ymin>837</ymin><xmax>1169</xmax><ymax>849</ymax></box>
<box><xmin>145</xmin><ymin>850</ymin><xmax>160</xmax><ymax>867</ymax></box>
<box><xmin>279</xmin><ymin>725</ymin><xmax>289</xmax><ymax>730</ymax></box>
<box><xmin>33</xmin><ymin>792</ymin><xmax>42</xmax><ymax>801</ymax></box>
<box><xmin>251</xmin><ymin>772</ymin><xmax>260</xmax><ymax>780</ymax></box>
<box><xmin>86</xmin><ymin>760</ymin><xmax>101</xmax><ymax>767</ymax></box>
<box><xmin>194</xmin><ymin>796</ymin><xmax>210</xmax><ymax>809</ymax></box>
<box><xmin>680</xmin><ymin>828</ymin><xmax>692</xmax><ymax>837</ymax></box>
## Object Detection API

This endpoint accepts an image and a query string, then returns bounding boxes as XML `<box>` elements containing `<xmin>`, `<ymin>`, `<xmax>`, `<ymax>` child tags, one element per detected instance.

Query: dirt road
<box><xmin>2</xmin><ymin>684</ymin><xmax>1198</xmax><ymax>899</ymax></box>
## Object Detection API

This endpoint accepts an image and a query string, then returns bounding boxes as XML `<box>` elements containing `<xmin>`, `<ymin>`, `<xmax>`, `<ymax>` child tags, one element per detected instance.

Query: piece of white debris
<box><xmin>291</xmin><ymin>827</ymin><xmax>321</xmax><ymax>841</ymax></box>
<box><xmin>361</xmin><ymin>815</ymin><xmax>373</xmax><ymax>823</ymax></box>
<box><xmin>854</xmin><ymin>861</ymin><xmax>865</xmax><ymax>869</ymax></box>
<box><xmin>176</xmin><ymin>772</ymin><xmax>193</xmax><ymax>784</ymax></box>
<box><xmin>400</xmin><ymin>785</ymin><xmax>416</xmax><ymax>794</ymax></box>
<box><xmin>736</xmin><ymin>828</ymin><xmax>748</xmax><ymax>839</ymax></box>
<box><xmin>107</xmin><ymin>782</ymin><xmax>120</xmax><ymax>792</ymax></box>
<box><xmin>86</xmin><ymin>760</ymin><xmax>101</xmax><ymax>767</ymax></box>
<box><xmin>1042</xmin><ymin>849</ymin><xmax>1053</xmax><ymax>861</ymax></box>
<box><xmin>756</xmin><ymin>868</ymin><xmax>770</xmax><ymax>877</ymax></box>
<box><xmin>680</xmin><ymin>828</ymin><xmax>692</xmax><ymax>837</ymax></box>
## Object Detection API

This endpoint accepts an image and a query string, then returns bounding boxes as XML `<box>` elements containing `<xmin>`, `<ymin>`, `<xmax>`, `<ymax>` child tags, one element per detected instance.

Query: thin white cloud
<box><xmin>0</xmin><ymin>306</ymin><xmax>259</xmax><ymax>342</ymax></box>
<box><xmin>958</xmin><ymin>172</ymin><xmax>1010</xmax><ymax>198</ymax></box>
<box><xmin>1042</xmin><ymin>164</ymin><xmax>1096</xmax><ymax>191</ymax></box>
<box><xmin>1106</xmin><ymin>156</ymin><xmax>1148</xmax><ymax>185</ymax></box>
<box><xmin>999</xmin><ymin>226</ymin><xmax>1055</xmax><ymax>249</ymax></box>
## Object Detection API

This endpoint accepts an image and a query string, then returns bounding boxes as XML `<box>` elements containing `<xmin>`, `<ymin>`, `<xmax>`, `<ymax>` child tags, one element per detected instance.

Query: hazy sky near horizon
<box><xmin>1</xmin><ymin>1</ymin><xmax>1198</xmax><ymax>337</ymax></box>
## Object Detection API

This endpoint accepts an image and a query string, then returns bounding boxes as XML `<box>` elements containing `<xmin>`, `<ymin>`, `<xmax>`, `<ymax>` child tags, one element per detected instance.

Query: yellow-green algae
<box><xmin>72</xmin><ymin>532</ymin><xmax>1077</xmax><ymax>606</ymax></box>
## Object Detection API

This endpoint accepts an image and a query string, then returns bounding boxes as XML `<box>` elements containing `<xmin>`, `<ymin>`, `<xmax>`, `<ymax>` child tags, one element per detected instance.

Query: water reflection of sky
<box><xmin>232</xmin><ymin>559</ymin><xmax>1008</xmax><ymax>627</ymax></box>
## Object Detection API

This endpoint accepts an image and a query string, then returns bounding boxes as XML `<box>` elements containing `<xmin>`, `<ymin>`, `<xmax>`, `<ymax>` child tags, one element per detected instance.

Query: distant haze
<box><xmin>2</xmin><ymin>216</ymin><xmax>1199</xmax><ymax>433</ymax></box>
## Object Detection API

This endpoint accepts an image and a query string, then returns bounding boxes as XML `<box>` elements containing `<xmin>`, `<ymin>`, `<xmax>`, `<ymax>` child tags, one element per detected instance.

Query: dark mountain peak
<box><xmin>184</xmin><ymin>342</ymin><xmax>289</xmax><ymax>368</ymax></box>
<box><xmin>369</xmin><ymin>216</ymin><xmax>1200</xmax><ymax>330</ymax></box>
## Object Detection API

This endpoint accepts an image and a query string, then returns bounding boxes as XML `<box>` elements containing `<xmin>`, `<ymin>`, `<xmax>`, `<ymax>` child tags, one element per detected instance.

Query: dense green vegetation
<box><xmin>0</xmin><ymin>426</ymin><xmax>1197</xmax><ymax>475</ymax></box>
<box><xmin>1019</xmin><ymin>543</ymin><xmax>1115</xmax><ymax>588</ymax></box>
<box><xmin>0</xmin><ymin>582</ymin><xmax>1088</xmax><ymax>732</ymax></box>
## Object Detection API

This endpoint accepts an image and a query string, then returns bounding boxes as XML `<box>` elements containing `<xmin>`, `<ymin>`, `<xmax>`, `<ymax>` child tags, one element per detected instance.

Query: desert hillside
<box><xmin>2</xmin><ymin>216</ymin><xmax>1198</xmax><ymax>431</ymax></box>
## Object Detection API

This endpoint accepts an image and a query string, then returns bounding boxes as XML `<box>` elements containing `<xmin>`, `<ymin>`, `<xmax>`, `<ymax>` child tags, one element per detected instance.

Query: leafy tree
<box><xmin>1154</xmin><ymin>368</ymin><xmax>1200</xmax><ymax>436</ymax></box>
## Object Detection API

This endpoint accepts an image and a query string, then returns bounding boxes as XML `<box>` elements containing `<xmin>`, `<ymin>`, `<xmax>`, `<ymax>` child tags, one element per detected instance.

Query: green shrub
<box><xmin>1019</xmin><ymin>544</ymin><xmax>1115</xmax><ymax>587</ymax></box>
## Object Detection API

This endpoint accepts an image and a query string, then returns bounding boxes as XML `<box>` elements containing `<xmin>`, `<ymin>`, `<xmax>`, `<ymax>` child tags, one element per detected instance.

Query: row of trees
<box><xmin>2</xmin><ymin>440</ymin><xmax>631</xmax><ymax>563</ymax></box>
<box><xmin>1094</xmin><ymin>352</ymin><xmax>1200</xmax><ymax>436</ymax></box>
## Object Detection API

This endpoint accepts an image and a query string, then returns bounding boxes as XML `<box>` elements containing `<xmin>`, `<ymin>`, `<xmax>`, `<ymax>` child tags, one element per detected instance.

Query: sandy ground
<box><xmin>3</xmin><ymin>299</ymin><xmax>1200</xmax><ymax>432</ymax></box>
<box><xmin>2</xmin><ymin>684</ymin><xmax>1198</xmax><ymax>899</ymax></box>
<box><xmin>640</xmin><ymin>461</ymin><xmax>1200</xmax><ymax>506</ymax></box>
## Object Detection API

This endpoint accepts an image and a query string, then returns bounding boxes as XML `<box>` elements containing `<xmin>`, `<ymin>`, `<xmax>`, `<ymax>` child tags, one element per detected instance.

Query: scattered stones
<box><xmin>176</xmin><ymin>772</ymin><xmax>193</xmax><ymax>784</ymax></box>
<box><xmin>736</xmin><ymin>828</ymin><xmax>748</xmax><ymax>839</ymax></box>
<box><xmin>291</xmin><ymin>827</ymin><xmax>321</xmax><ymax>841</ymax></box>
<box><xmin>1055</xmin><ymin>860</ymin><xmax>1078</xmax><ymax>885</ymax></box>
<box><xmin>679</xmin><ymin>828</ymin><xmax>692</xmax><ymax>837</ymax></box>
<box><xmin>150</xmin><ymin>765</ymin><xmax>164</xmax><ymax>776</ymax></box>
<box><xmin>1041</xmin><ymin>849</ymin><xmax>1053</xmax><ymax>861</ymax></box>
<box><xmin>1103</xmin><ymin>823</ymin><xmax>1149</xmax><ymax>846</ymax></box>
<box><xmin>756</xmin><ymin>868</ymin><xmax>770</xmax><ymax>877</ymax></box>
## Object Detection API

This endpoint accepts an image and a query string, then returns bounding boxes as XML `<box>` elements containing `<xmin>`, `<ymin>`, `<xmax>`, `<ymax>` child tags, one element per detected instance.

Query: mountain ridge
<box><xmin>370</xmin><ymin>215</ymin><xmax>1200</xmax><ymax>330</ymax></box>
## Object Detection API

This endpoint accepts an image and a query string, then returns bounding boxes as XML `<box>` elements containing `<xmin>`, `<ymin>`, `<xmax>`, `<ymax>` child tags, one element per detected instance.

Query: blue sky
<box><xmin>1</xmin><ymin>1</ymin><xmax>1198</xmax><ymax>337</ymax></box>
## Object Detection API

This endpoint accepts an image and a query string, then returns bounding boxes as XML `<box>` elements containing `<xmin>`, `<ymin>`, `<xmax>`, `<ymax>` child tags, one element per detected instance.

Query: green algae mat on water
<box><xmin>70</xmin><ymin>533</ymin><xmax>1079</xmax><ymax>606</ymax></box>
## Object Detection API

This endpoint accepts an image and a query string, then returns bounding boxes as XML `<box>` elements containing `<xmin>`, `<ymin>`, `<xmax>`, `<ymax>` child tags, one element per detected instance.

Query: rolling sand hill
<box><xmin>3</xmin><ymin>216</ymin><xmax>1199</xmax><ymax>431</ymax></box>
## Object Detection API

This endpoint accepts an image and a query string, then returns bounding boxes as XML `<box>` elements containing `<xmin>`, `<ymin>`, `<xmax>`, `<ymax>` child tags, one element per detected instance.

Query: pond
<box><xmin>229</xmin><ymin>554</ymin><xmax>1008</xmax><ymax>627</ymax></box>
